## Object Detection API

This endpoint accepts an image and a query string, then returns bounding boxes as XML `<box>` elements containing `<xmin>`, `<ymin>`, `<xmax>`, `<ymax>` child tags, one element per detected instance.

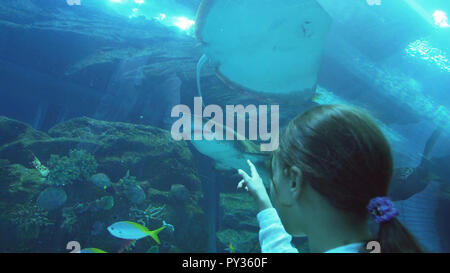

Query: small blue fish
<box><xmin>162</xmin><ymin>220</ymin><xmax>175</xmax><ymax>233</ymax></box>
<box><xmin>107</xmin><ymin>221</ymin><xmax>165</xmax><ymax>244</ymax></box>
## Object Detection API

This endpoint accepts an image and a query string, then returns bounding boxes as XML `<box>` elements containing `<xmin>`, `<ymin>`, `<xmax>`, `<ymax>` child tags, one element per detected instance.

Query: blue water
<box><xmin>0</xmin><ymin>0</ymin><xmax>449</xmax><ymax>253</ymax></box>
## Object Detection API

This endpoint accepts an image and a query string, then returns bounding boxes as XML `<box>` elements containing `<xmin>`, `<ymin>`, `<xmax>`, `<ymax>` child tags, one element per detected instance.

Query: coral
<box><xmin>90</xmin><ymin>195</ymin><xmax>114</xmax><ymax>211</ymax></box>
<box><xmin>117</xmin><ymin>170</ymin><xmax>138</xmax><ymax>187</ymax></box>
<box><xmin>9</xmin><ymin>202</ymin><xmax>54</xmax><ymax>239</ymax></box>
<box><xmin>47</xmin><ymin>149</ymin><xmax>98</xmax><ymax>186</ymax></box>
<box><xmin>3</xmin><ymin>164</ymin><xmax>45</xmax><ymax>202</ymax></box>
<box><xmin>98</xmin><ymin>195</ymin><xmax>114</xmax><ymax>210</ymax></box>
<box><xmin>169</xmin><ymin>184</ymin><xmax>190</xmax><ymax>205</ymax></box>
<box><xmin>61</xmin><ymin>207</ymin><xmax>77</xmax><ymax>233</ymax></box>
<box><xmin>146</xmin><ymin>245</ymin><xmax>160</xmax><ymax>253</ymax></box>
<box><xmin>129</xmin><ymin>204</ymin><xmax>166</xmax><ymax>227</ymax></box>
<box><xmin>118</xmin><ymin>239</ymin><xmax>137</xmax><ymax>253</ymax></box>
<box><xmin>147</xmin><ymin>188</ymin><xmax>169</xmax><ymax>203</ymax></box>
<box><xmin>45</xmin><ymin>116</ymin><xmax>201</xmax><ymax>191</ymax></box>
<box><xmin>117</xmin><ymin>171</ymin><xmax>146</xmax><ymax>204</ymax></box>
<box><xmin>0</xmin><ymin>117</ymin><xmax>206</xmax><ymax>252</ymax></box>
<box><xmin>216</xmin><ymin>229</ymin><xmax>259</xmax><ymax>253</ymax></box>
<box><xmin>217</xmin><ymin>193</ymin><xmax>259</xmax><ymax>253</ymax></box>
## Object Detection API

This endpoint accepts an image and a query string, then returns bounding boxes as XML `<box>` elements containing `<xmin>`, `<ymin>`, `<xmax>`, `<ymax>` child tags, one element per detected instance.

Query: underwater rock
<box><xmin>170</xmin><ymin>184</ymin><xmax>190</xmax><ymax>205</ymax></box>
<box><xmin>73</xmin><ymin>203</ymin><xmax>90</xmax><ymax>215</ymax></box>
<box><xmin>95</xmin><ymin>195</ymin><xmax>114</xmax><ymax>210</ymax></box>
<box><xmin>0</xmin><ymin>116</ymin><xmax>49</xmax><ymax>148</ymax></box>
<box><xmin>36</xmin><ymin>187</ymin><xmax>67</xmax><ymax>211</ymax></box>
<box><xmin>48</xmin><ymin>117</ymin><xmax>201</xmax><ymax>191</ymax></box>
<box><xmin>124</xmin><ymin>184</ymin><xmax>146</xmax><ymax>204</ymax></box>
<box><xmin>89</xmin><ymin>173</ymin><xmax>111</xmax><ymax>189</ymax></box>
<box><xmin>91</xmin><ymin>221</ymin><xmax>106</xmax><ymax>236</ymax></box>
<box><xmin>0</xmin><ymin>116</ymin><xmax>201</xmax><ymax>191</ymax></box>
<box><xmin>0</xmin><ymin>163</ymin><xmax>45</xmax><ymax>202</ymax></box>
<box><xmin>170</xmin><ymin>191</ymin><xmax>208</xmax><ymax>252</ymax></box>
<box><xmin>216</xmin><ymin>229</ymin><xmax>260</xmax><ymax>253</ymax></box>
<box><xmin>61</xmin><ymin>207</ymin><xmax>77</xmax><ymax>233</ymax></box>
<box><xmin>147</xmin><ymin>188</ymin><xmax>169</xmax><ymax>204</ymax></box>
<box><xmin>220</xmin><ymin>193</ymin><xmax>258</xmax><ymax>226</ymax></box>
<box><xmin>116</xmin><ymin>171</ymin><xmax>146</xmax><ymax>204</ymax></box>
<box><xmin>0</xmin><ymin>116</ymin><xmax>51</xmax><ymax>165</ymax></box>
<box><xmin>73</xmin><ymin>195</ymin><xmax>115</xmax><ymax>214</ymax></box>
<box><xmin>0</xmin><ymin>160</ymin><xmax>9</xmax><ymax>196</ymax></box>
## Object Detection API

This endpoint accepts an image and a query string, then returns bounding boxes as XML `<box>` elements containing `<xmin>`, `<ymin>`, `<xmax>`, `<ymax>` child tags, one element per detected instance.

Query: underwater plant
<box><xmin>9</xmin><ymin>202</ymin><xmax>54</xmax><ymax>239</ymax></box>
<box><xmin>47</xmin><ymin>149</ymin><xmax>98</xmax><ymax>186</ymax></box>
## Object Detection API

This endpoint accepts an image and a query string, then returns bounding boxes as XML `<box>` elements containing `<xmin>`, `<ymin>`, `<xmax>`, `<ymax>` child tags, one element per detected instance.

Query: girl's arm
<box><xmin>237</xmin><ymin>160</ymin><xmax>298</xmax><ymax>253</ymax></box>
<box><xmin>257</xmin><ymin>208</ymin><xmax>299</xmax><ymax>253</ymax></box>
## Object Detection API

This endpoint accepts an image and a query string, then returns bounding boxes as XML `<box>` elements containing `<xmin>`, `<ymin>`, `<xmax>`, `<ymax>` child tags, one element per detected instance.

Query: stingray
<box><xmin>394</xmin><ymin>181</ymin><xmax>442</xmax><ymax>252</ymax></box>
<box><xmin>188</xmin><ymin>114</ymin><xmax>272</xmax><ymax>187</ymax></box>
<box><xmin>195</xmin><ymin>0</ymin><xmax>331</xmax><ymax>102</ymax></box>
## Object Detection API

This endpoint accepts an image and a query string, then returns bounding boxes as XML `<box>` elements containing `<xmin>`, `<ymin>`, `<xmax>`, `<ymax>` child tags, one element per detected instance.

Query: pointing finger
<box><xmin>247</xmin><ymin>159</ymin><xmax>258</xmax><ymax>177</ymax></box>
<box><xmin>238</xmin><ymin>169</ymin><xmax>252</xmax><ymax>182</ymax></box>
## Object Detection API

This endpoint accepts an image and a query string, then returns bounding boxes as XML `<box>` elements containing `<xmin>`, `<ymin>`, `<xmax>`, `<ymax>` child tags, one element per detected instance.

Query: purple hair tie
<box><xmin>367</xmin><ymin>197</ymin><xmax>399</xmax><ymax>224</ymax></box>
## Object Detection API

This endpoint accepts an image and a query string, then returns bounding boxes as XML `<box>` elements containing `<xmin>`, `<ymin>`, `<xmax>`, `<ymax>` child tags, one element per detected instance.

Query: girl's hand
<box><xmin>237</xmin><ymin>159</ymin><xmax>273</xmax><ymax>212</ymax></box>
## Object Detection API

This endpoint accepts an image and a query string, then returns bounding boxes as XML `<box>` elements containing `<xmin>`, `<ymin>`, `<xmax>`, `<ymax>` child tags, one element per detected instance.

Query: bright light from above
<box><xmin>406</xmin><ymin>39</ymin><xmax>450</xmax><ymax>73</ymax></box>
<box><xmin>432</xmin><ymin>10</ymin><xmax>450</xmax><ymax>28</ymax></box>
<box><xmin>172</xmin><ymin>16</ymin><xmax>195</xmax><ymax>31</ymax></box>
<box><xmin>154</xmin><ymin>13</ymin><xmax>167</xmax><ymax>21</ymax></box>
<box><xmin>105</xmin><ymin>0</ymin><xmax>195</xmax><ymax>34</ymax></box>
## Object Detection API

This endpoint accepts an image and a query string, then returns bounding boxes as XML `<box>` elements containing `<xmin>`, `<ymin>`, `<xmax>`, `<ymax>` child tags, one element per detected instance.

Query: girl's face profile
<box><xmin>269</xmin><ymin>153</ymin><xmax>281</xmax><ymax>202</ymax></box>
<box><xmin>269</xmin><ymin>152</ymin><xmax>293</xmax><ymax>203</ymax></box>
<box><xmin>269</xmin><ymin>154</ymin><xmax>291</xmax><ymax>220</ymax></box>
<box><xmin>269</xmin><ymin>152</ymin><xmax>307</xmax><ymax>237</ymax></box>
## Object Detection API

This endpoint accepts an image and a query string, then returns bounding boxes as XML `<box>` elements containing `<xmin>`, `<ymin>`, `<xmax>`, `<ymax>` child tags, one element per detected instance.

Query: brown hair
<box><xmin>276</xmin><ymin>104</ymin><xmax>424</xmax><ymax>253</ymax></box>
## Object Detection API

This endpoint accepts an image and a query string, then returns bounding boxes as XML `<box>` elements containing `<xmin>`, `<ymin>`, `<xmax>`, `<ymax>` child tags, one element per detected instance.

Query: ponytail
<box><xmin>378</xmin><ymin>219</ymin><xmax>425</xmax><ymax>253</ymax></box>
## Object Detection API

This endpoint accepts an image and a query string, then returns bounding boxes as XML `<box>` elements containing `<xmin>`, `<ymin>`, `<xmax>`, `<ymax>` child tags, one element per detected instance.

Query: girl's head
<box><xmin>270</xmin><ymin>104</ymin><xmax>423</xmax><ymax>253</ymax></box>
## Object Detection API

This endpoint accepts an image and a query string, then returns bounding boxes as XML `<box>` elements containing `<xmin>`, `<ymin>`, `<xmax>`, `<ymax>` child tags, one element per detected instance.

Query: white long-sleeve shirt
<box><xmin>257</xmin><ymin>208</ymin><xmax>363</xmax><ymax>253</ymax></box>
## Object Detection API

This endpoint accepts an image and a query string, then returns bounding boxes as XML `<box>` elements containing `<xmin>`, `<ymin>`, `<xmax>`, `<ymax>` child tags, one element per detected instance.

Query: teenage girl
<box><xmin>237</xmin><ymin>104</ymin><xmax>424</xmax><ymax>253</ymax></box>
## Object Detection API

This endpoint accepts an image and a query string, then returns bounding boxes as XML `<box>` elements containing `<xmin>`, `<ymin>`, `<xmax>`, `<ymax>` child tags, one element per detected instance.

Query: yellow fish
<box><xmin>225</xmin><ymin>242</ymin><xmax>236</xmax><ymax>253</ymax></box>
<box><xmin>81</xmin><ymin>248</ymin><xmax>107</xmax><ymax>253</ymax></box>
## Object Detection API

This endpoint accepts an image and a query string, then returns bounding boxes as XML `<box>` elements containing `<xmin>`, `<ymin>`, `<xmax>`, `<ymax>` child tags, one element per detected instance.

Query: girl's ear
<box><xmin>289</xmin><ymin>166</ymin><xmax>303</xmax><ymax>197</ymax></box>
<box><xmin>290</xmin><ymin>166</ymin><xmax>302</xmax><ymax>181</ymax></box>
